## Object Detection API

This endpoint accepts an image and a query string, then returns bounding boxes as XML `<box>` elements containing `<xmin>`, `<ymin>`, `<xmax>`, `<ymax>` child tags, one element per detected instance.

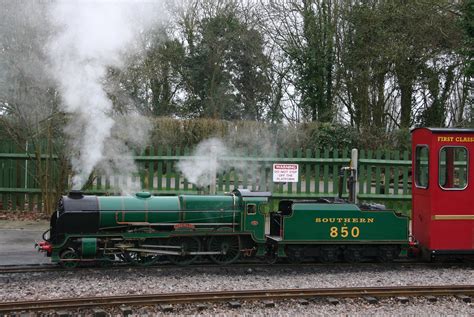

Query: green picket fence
<box><xmin>0</xmin><ymin>140</ymin><xmax>61</xmax><ymax>212</ymax></box>
<box><xmin>0</xmin><ymin>141</ymin><xmax>412</xmax><ymax>215</ymax></box>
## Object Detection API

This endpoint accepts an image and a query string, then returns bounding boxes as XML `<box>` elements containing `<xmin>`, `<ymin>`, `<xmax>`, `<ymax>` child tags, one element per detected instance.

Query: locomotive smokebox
<box><xmin>68</xmin><ymin>190</ymin><xmax>84</xmax><ymax>199</ymax></box>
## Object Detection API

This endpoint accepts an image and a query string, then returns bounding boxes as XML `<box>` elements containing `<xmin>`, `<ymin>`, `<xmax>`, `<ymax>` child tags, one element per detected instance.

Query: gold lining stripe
<box><xmin>432</xmin><ymin>215</ymin><xmax>474</xmax><ymax>220</ymax></box>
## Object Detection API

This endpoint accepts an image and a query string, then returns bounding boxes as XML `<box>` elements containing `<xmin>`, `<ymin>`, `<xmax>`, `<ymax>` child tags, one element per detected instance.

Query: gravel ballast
<box><xmin>6</xmin><ymin>297</ymin><xmax>473</xmax><ymax>316</ymax></box>
<box><xmin>117</xmin><ymin>297</ymin><xmax>472</xmax><ymax>315</ymax></box>
<box><xmin>1</xmin><ymin>264</ymin><xmax>472</xmax><ymax>300</ymax></box>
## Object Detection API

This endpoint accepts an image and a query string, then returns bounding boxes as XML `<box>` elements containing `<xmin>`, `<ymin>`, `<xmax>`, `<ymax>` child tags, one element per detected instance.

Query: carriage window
<box><xmin>415</xmin><ymin>146</ymin><xmax>429</xmax><ymax>188</ymax></box>
<box><xmin>439</xmin><ymin>147</ymin><xmax>468</xmax><ymax>190</ymax></box>
<box><xmin>247</xmin><ymin>204</ymin><xmax>257</xmax><ymax>215</ymax></box>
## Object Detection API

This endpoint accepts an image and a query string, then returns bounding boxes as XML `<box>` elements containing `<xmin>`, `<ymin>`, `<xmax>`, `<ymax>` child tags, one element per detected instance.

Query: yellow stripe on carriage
<box><xmin>432</xmin><ymin>215</ymin><xmax>474</xmax><ymax>220</ymax></box>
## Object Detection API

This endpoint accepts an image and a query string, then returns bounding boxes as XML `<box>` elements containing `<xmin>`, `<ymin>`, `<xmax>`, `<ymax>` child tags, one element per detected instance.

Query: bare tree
<box><xmin>0</xmin><ymin>1</ymin><xmax>70</xmax><ymax>213</ymax></box>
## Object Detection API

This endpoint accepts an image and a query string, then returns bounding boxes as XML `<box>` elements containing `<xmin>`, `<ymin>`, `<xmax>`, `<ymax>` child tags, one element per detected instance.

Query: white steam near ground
<box><xmin>46</xmin><ymin>1</ymin><xmax>166</xmax><ymax>193</ymax></box>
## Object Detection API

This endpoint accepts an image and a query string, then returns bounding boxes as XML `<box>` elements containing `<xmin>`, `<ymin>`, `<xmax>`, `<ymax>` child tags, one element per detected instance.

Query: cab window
<box><xmin>415</xmin><ymin>145</ymin><xmax>429</xmax><ymax>188</ymax></box>
<box><xmin>247</xmin><ymin>204</ymin><xmax>257</xmax><ymax>215</ymax></box>
<box><xmin>439</xmin><ymin>146</ymin><xmax>468</xmax><ymax>190</ymax></box>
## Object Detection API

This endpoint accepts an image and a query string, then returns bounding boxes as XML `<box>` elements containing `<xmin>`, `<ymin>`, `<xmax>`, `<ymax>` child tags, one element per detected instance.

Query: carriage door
<box><xmin>433</xmin><ymin>145</ymin><xmax>471</xmax><ymax>250</ymax></box>
<box><xmin>411</xmin><ymin>143</ymin><xmax>431</xmax><ymax>249</ymax></box>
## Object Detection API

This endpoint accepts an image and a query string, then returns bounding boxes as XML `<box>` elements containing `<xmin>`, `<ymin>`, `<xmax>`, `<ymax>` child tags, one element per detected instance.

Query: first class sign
<box><xmin>273</xmin><ymin>163</ymin><xmax>299</xmax><ymax>182</ymax></box>
<box><xmin>437</xmin><ymin>136</ymin><xmax>474</xmax><ymax>143</ymax></box>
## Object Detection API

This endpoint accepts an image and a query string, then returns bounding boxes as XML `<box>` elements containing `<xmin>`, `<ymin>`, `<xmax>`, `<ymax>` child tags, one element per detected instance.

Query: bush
<box><xmin>302</xmin><ymin>122</ymin><xmax>358</xmax><ymax>151</ymax></box>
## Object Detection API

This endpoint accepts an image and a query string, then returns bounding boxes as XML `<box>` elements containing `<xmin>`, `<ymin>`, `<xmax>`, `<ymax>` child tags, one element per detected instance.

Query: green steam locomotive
<box><xmin>37</xmin><ymin>189</ymin><xmax>408</xmax><ymax>268</ymax></box>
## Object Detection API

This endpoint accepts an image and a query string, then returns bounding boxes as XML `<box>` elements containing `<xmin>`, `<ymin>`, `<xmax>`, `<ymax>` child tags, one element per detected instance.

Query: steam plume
<box><xmin>177</xmin><ymin>138</ymin><xmax>228</xmax><ymax>188</ymax></box>
<box><xmin>46</xmin><ymin>1</ymin><xmax>164</xmax><ymax>190</ymax></box>
<box><xmin>177</xmin><ymin>131</ymin><xmax>278</xmax><ymax>190</ymax></box>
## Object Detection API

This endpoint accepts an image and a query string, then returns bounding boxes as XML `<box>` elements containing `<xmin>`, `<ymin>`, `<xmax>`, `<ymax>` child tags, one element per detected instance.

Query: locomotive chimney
<box><xmin>68</xmin><ymin>190</ymin><xmax>84</xmax><ymax>199</ymax></box>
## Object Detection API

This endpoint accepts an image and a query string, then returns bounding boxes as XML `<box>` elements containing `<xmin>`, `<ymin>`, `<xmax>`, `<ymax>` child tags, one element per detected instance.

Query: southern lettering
<box><xmin>314</xmin><ymin>217</ymin><xmax>375</xmax><ymax>223</ymax></box>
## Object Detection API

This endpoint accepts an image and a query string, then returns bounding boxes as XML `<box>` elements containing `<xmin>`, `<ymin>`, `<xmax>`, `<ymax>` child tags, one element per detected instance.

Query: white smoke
<box><xmin>177</xmin><ymin>138</ymin><xmax>229</xmax><ymax>188</ymax></box>
<box><xmin>46</xmin><ymin>0</ymin><xmax>165</xmax><ymax>190</ymax></box>
<box><xmin>95</xmin><ymin>114</ymin><xmax>152</xmax><ymax>195</ymax></box>
<box><xmin>177</xmin><ymin>132</ymin><xmax>278</xmax><ymax>190</ymax></box>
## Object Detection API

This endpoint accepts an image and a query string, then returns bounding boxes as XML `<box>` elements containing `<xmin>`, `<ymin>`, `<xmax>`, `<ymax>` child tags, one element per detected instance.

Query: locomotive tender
<box><xmin>37</xmin><ymin>127</ymin><xmax>473</xmax><ymax>267</ymax></box>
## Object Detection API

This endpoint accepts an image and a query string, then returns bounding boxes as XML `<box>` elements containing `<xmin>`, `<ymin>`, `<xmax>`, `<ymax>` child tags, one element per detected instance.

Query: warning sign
<box><xmin>273</xmin><ymin>163</ymin><xmax>299</xmax><ymax>182</ymax></box>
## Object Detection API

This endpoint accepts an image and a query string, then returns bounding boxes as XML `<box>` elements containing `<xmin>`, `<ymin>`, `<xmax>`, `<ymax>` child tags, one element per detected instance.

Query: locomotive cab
<box><xmin>411</xmin><ymin>128</ymin><xmax>474</xmax><ymax>260</ymax></box>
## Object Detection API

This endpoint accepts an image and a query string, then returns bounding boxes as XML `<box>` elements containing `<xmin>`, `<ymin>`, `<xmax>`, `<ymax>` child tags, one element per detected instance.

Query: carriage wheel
<box><xmin>60</xmin><ymin>248</ymin><xmax>79</xmax><ymax>269</ymax></box>
<box><xmin>319</xmin><ymin>246</ymin><xmax>339</xmax><ymax>263</ymax></box>
<box><xmin>286</xmin><ymin>246</ymin><xmax>304</xmax><ymax>264</ymax></box>
<box><xmin>343</xmin><ymin>247</ymin><xmax>363</xmax><ymax>262</ymax></box>
<box><xmin>377</xmin><ymin>245</ymin><xmax>399</xmax><ymax>262</ymax></box>
<box><xmin>208</xmin><ymin>235</ymin><xmax>241</xmax><ymax>265</ymax></box>
<box><xmin>167</xmin><ymin>237</ymin><xmax>201</xmax><ymax>266</ymax></box>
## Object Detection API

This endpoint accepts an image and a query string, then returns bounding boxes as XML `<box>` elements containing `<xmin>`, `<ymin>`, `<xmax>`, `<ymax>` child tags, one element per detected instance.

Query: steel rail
<box><xmin>0</xmin><ymin>264</ymin><xmax>59</xmax><ymax>274</ymax></box>
<box><xmin>0</xmin><ymin>285</ymin><xmax>472</xmax><ymax>313</ymax></box>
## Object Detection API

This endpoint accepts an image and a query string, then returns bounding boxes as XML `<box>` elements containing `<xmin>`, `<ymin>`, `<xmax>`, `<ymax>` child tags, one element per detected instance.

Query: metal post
<box><xmin>24</xmin><ymin>141</ymin><xmax>28</xmax><ymax>204</ymax></box>
<box><xmin>24</xmin><ymin>141</ymin><xmax>28</xmax><ymax>189</ymax></box>
<box><xmin>351</xmin><ymin>148</ymin><xmax>358</xmax><ymax>204</ymax></box>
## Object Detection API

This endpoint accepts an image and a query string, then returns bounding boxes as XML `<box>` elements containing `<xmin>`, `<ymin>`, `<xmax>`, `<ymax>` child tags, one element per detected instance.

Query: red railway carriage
<box><xmin>411</xmin><ymin>127</ymin><xmax>474</xmax><ymax>259</ymax></box>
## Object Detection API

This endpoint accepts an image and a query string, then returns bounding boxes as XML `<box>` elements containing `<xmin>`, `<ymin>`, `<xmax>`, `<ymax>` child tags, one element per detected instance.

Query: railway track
<box><xmin>0</xmin><ymin>259</ymin><xmax>474</xmax><ymax>274</ymax></box>
<box><xmin>0</xmin><ymin>259</ymin><xmax>471</xmax><ymax>274</ymax></box>
<box><xmin>0</xmin><ymin>285</ymin><xmax>472</xmax><ymax>313</ymax></box>
<box><xmin>0</xmin><ymin>264</ymin><xmax>58</xmax><ymax>274</ymax></box>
